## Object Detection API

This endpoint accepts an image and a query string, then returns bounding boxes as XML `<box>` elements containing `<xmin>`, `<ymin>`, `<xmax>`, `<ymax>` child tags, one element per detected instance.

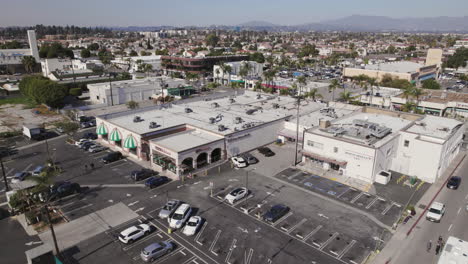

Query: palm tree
<box><xmin>366</xmin><ymin>77</ymin><xmax>378</xmax><ymax>105</ymax></box>
<box><xmin>411</xmin><ymin>87</ymin><xmax>425</xmax><ymax>107</ymax></box>
<box><xmin>305</xmin><ymin>88</ymin><xmax>322</xmax><ymax>101</ymax></box>
<box><xmin>297</xmin><ymin>75</ymin><xmax>307</xmax><ymax>96</ymax></box>
<box><xmin>30</xmin><ymin>170</ymin><xmax>54</xmax><ymax>195</ymax></box>
<box><xmin>328</xmin><ymin>79</ymin><xmax>340</xmax><ymax>101</ymax></box>
<box><xmin>239</xmin><ymin>62</ymin><xmax>252</xmax><ymax>89</ymax></box>
<box><xmin>215</xmin><ymin>68</ymin><xmax>221</xmax><ymax>84</ymax></box>
<box><xmin>339</xmin><ymin>91</ymin><xmax>354</xmax><ymax>103</ymax></box>
<box><xmin>21</xmin><ymin>56</ymin><xmax>36</xmax><ymax>73</ymax></box>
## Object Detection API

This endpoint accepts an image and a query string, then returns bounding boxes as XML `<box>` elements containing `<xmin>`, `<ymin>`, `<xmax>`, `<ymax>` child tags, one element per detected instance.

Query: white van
<box><xmin>168</xmin><ymin>203</ymin><xmax>192</xmax><ymax>229</ymax></box>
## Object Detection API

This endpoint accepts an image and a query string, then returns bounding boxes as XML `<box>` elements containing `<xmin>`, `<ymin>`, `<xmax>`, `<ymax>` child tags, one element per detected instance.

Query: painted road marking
<box><xmin>122</xmin><ymin>231</ymin><xmax>161</xmax><ymax>251</ymax></box>
<box><xmin>195</xmin><ymin>221</ymin><xmax>208</xmax><ymax>245</ymax></box>
<box><xmin>288</xmin><ymin>218</ymin><xmax>307</xmax><ymax>234</ymax></box>
<box><xmin>338</xmin><ymin>240</ymin><xmax>356</xmax><ymax>259</ymax></box>
<box><xmin>320</xmin><ymin>232</ymin><xmax>339</xmax><ymax>250</ymax></box>
<box><xmin>128</xmin><ymin>201</ymin><xmax>139</xmax><ymax>206</ymax></box>
<box><xmin>244</xmin><ymin>248</ymin><xmax>254</xmax><ymax>264</ymax></box>
<box><xmin>381</xmin><ymin>202</ymin><xmax>395</xmax><ymax>215</ymax></box>
<box><xmin>302</xmin><ymin>225</ymin><xmax>323</xmax><ymax>242</ymax></box>
<box><xmin>350</xmin><ymin>192</ymin><xmax>364</xmax><ymax>204</ymax></box>
<box><xmin>272</xmin><ymin>211</ymin><xmax>293</xmax><ymax>227</ymax></box>
<box><xmin>209</xmin><ymin>230</ymin><xmax>222</xmax><ymax>255</ymax></box>
<box><xmin>448</xmin><ymin>224</ymin><xmax>453</xmax><ymax>232</ymax></box>
<box><xmin>365</xmin><ymin>197</ymin><xmax>379</xmax><ymax>209</ymax></box>
<box><xmin>225</xmin><ymin>238</ymin><xmax>237</xmax><ymax>264</ymax></box>
<box><xmin>457</xmin><ymin>207</ymin><xmax>462</xmax><ymax>215</ymax></box>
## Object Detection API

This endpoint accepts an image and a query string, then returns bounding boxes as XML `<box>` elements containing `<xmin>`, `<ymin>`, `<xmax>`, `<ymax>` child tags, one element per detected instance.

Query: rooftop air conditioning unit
<box><xmin>211</xmin><ymin>102</ymin><xmax>219</xmax><ymax>108</ymax></box>
<box><xmin>185</xmin><ymin>108</ymin><xmax>193</xmax><ymax>113</ymax></box>
<box><xmin>218</xmin><ymin>125</ymin><xmax>227</xmax><ymax>131</ymax></box>
<box><xmin>272</xmin><ymin>103</ymin><xmax>279</xmax><ymax>109</ymax></box>
<box><xmin>149</xmin><ymin>122</ymin><xmax>160</xmax><ymax>129</ymax></box>
<box><xmin>229</xmin><ymin>98</ymin><xmax>236</xmax><ymax>104</ymax></box>
<box><xmin>133</xmin><ymin>116</ymin><xmax>142</xmax><ymax>122</ymax></box>
<box><xmin>234</xmin><ymin>117</ymin><xmax>243</xmax><ymax>124</ymax></box>
<box><xmin>209</xmin><ymin>117</ymin><xmax>216</xmax><ymax>124</ymax></box>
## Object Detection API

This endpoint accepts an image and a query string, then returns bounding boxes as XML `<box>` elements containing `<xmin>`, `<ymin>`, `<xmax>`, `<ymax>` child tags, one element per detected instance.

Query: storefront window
<box><xmin>115</xmin><ymin>140</ymin><xmax>122</xmax><ymax>147</ymax></box>
<box><xmin>129</xmin><ymin>147</ymin><xmax>137</xmax><ymax>155</ymax></box>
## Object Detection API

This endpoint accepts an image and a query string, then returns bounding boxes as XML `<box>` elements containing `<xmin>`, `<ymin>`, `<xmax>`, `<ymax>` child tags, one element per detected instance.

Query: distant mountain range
<box><xmin>235</xmin><ymin>15</ymin><xmax>468</xmax><ymax>32</ymax></box>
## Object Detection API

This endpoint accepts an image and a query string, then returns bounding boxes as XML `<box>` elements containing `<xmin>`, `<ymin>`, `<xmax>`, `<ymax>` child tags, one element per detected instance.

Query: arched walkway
<box><xmin>211</xmin><ymin>148</ymin><xmax>222</xmax><ymax>163</ymax></box>
<box><xmin>196</xmin><ymin>152</ymin><xmax>208</xmax><ymax>168</ymax></box>
<box><xmin>182</xmin><ymin>157</ymin><xmax>194</xmax><ymax>168</ymax></box>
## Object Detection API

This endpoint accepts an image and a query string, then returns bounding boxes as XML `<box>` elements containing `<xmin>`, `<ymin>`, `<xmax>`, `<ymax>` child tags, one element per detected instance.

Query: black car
<box><xmin>145</xmin><ymin>176</ymin><xmax>169</xmax><ymax>189</ymax></box>
<box><xmin>131</xmin><ymin>169</ymin><xmax>156</xmax><ymax>181</ymax></box>
<box><xmin>447</xmin><ymin>176</ymin><xmax>461</xmax><ymax>190</ymax></box>
<box><xmin>80</xmin><ymin>142</ymin><xmax>95</xmax><ymax>150</ymax></box>
<box><xmin>83</xmin><ymin>132</ymin><xmax>98</xmax><ymax>140</ymax></box>
<box><xmin>102</xmin><ymin>151</ymin><xmax>123</xmax><ymax>164</ymax></box>
<box><xmin>258</xmin><ymin>147</ymin><xmax>275</xmax><ymax>157</ymax></box>
<box><xmin>263</xmin><ymin>204</ymin><xmax>290</xmax><ymax>223</ymax></box>
<box><xmin>49</xmin><ymin>182</ymin><xmax>81</xmax><ymax>200</ymax></box>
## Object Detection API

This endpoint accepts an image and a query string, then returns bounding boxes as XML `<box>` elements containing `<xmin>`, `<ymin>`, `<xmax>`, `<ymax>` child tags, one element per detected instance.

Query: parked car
<box><xmin>241</xmin><ymin>153</ymin><xmax>258</xmax><ymax>165</ymax></box>
<box><xmin>80</xmin><ymin>121</ymin><xmax>96</xmax><ymax>128</ymax></box>
<box><xmin>101</xmin><ymin>151</ymin><xmax>123</xmax><ymax>164</ymax></box>
<box><xmin>426</xmin><ymin>202</ymin><xmax>445</xmax><ymax>223</ymax></box>
<box><xmin>168</xmin><ymin>203</ymin><xmax>192</xmax><ymax>229</ymax></box>
<box><xmin>80</xmin><ymin>142</ymin><xmax>95</xmax><ymax>150</ymax></box>
<box><xmin>88</xmin><ymin>145</ymin><xmax>107</xmax><ymax>153</ymax></box>
<box><xmin>83</xmin><ymin>132</ymin><xmax>97</xmax><ymax>140</ymax></box>
<box><xmin>258</xmin><ymin>147</ymin><xmax>275</xmax><ymax>157</ymax></box>
<box><xmin>118</xmin><ymin>224</ymin><xmax>152</xmax><ymax>244</ymax></box>
<box><xmin>131</xmin><ymin>169</ymin><xmax>156</xmax><ymax>181</ymax></box>
<box><xmin>32</xmin><ymin>165</ymin><xmax>46</xmax><ymax>176</ymax></box>
<box><xmin>231</xmin><ymin>156</ymin><xmax>247</xmax><ymax>168</ymax></box>
<box><xmin>11</xmin><ymin>172</ymin><xmax>30</xmax><ymax>183</ymax></box>
<box><xmin>158</xmin><ymin>199</ymin><xmax>182</xmax><ymax>219</ymax></box>
<box><xmin>145</xmin><ymin>176</ymin><xmax>168</xmax><ymax>189</ymax></box>
<box><xmin>182</xmin><ymin>216</ymin><xmax>203</xmax><ymax>236</ymax></box>
<box><xmin>49</xmin><ymin>182</ymin><xmax>81</xmax><ymax>200</ymax></box>
<box><xmin>225</xmin><ymin>187</ymin><xmax>249</xmax><ymax>204</ymax></box>
<box><xmin>140</xmin><ymin>242</ymin><xmax>174</xmax><ymax>262</ymax></box>
<box><xmin>263</xmin><ymin>204</ymin><xmax>290</xmax><ymax>223</ymax></box>
<box><xmin>446</xmin><ymin>176</ymin><xmax>461</xmax><ymax>190</ymax></box>
<box><xmin>75</xmin><ymin>139</ymin><xmax>92</xmax><ymax>147</ymax></box>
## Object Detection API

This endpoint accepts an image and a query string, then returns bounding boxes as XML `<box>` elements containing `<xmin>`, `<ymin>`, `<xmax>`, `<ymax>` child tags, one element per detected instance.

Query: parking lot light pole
<box><xmin>44</xmin><ymin>204</ymin><xmax>60</xmax><ymax>255</ymax></box>
<box><xmin>1</xmin><ymin>157</ymin><xmax>8</xmax><ymax>192</ymax></box>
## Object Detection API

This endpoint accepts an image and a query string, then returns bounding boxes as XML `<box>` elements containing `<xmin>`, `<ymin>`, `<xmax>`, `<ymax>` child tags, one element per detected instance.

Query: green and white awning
<box><xmin>124</xmin><ymin>135</ymin><xmax>137</xmax><ymax>149</ymax></box>
<box><xmin>96</xmin><ymin>124</ymin><xmax>108</xmax><ymax>135</ymax></box>
<box><xmin>109</xmin><ymin>129</ymin><xmax>121</xmax><ymax>141</ymax></box>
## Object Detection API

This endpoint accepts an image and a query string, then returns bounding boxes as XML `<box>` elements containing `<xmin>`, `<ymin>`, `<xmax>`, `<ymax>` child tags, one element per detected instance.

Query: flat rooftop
<box><xmin>313</xmin><ymin>112</ymin><xmax>413</xmax><ymax>147</ymax></box>
<box><xmin>394</xmin><ymin>89</ymin><xmax>468</xmax><ymax>104</ymax></box>
<box><xmin>365</xmin><ymin>61</ymin><xmax>422</xmax><ymax>73</ymax></box>
<box><xmin>360</xmin><ymin>87</ymin><xmax>402</xmax><ymax>97</ymax></box>
<box><xmin>99</xmin><ymin>91</ymin><xmax>325</xmax><ymax>136</ymax></box>
<box><xmin>289</xmin><ymin>104</ymin><xmax>361</xmax><ymax>128</ymax></box>
<box><xmin>87</xmin><ymin>76</ymin><xmax>186</xmax><ymax>90</ymax></box>
<box><xmin>405</xmin><ymin>115</ymin><xmax>462</xmax><ymax>140</ymax></box>
<box><xmin>152</xmin><ymin>129</ymin><xmax>223</xmax><ymax>152</ymax></box>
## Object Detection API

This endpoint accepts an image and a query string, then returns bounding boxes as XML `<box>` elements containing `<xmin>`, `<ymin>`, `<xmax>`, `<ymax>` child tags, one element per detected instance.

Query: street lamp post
<box><xmin>294</xmin><ymin>85</ymin><xmax>303</xmax><ymax>166</ymax></box>
<box><xmin>1</xmin><ymin>157</ymin><xmax>8</xmax><ymax>192</ymax></box>
<box><xmin>108</xmin><ymin>72</ymin><xmax>115</xmax><ymax>106</ymax></box>
<box><xmin>44</xmin><ymin>204</ymin><xmax>60</xmax><ymax>255</ymax></box>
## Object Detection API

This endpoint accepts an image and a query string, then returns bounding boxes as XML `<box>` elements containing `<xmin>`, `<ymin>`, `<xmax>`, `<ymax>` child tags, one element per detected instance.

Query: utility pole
<box><xmin>294</xmin><ymin>84</ymin><xmax>303</xmax><ymax>166</ymax></box>
<box><xmin>1</xmin><ymin>157</ymin><xmax>8</xmax><ymax>192</ymax></box>
<box><xmin>44</xmin><ymin>204</ymin><xmax>60</xmax><ymax>255</ymax></box>
<box><xmin>109</xmin><ymin>72</ymin><xmax>114</xmax><ymax>106</ymax></box>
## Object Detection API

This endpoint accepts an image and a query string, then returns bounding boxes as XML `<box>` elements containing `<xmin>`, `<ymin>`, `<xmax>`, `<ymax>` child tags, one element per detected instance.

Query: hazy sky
<box><xmin>2</xmin><ymin>0</ymin><xmax>467</xmax><ymax>27</ymax></box>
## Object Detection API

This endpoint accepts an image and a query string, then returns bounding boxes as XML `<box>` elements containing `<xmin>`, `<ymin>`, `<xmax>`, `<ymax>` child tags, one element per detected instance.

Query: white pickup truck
<box><xmin>426</xmin><ymin>202</ymin><xmax>445</xmax><ymax>223</ymax></box>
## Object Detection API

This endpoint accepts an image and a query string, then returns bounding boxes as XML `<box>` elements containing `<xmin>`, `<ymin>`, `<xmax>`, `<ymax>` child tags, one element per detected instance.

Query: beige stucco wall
<box><xmin>343</xmin><ymin>68</ymin><xmax>412</xmax><ymax>82</ymax></box>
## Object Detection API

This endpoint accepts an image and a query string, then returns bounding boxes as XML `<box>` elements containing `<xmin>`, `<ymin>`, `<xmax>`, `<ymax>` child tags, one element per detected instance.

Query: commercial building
<box><xmin>95</xmin><ymin>91</ymin><xmax>324</xmax><ymax>179</ymax></box>
<box><xmin>111</xmin><ymin>55</ymin><xmax>162</xmax><ymax>73</ymax></box>
<box><xmin>454</xmin><ymin>39</ymin><xmax>468</xmax><ymax>49</ymax></box>
<box><xmin>87</xmin><ymin>77</ymin><xmax>188</xmax><ymax>106</ymax></box>
<box><xmin>0</xmin><ymin>30</ymin><xmax>39</xmax><ymax>72</ymax></box>
<box><xmin>261</xmin><ymin>77</ymin><xmax>329</xmax><ymax>94</ymax></box>
<box><xmin>161</xmin><ymin>55</ymin><xmax>248</xmax><ymax>75</ymax></box>
<box><xmin>343</xmin><ymin>61</ymin><xmax>438</xmax><ymax>84</ymax></box>
<box><xmin>302</xmin><ymin>108</ymin><xmax>463</xmax><ymax>184</ymax></box>
<box><xmin>438</xmin><ymin>236</ymin><xmax>468</xmax><ymax>264</ymax></box>
<box><xmin>213</xmin><ymin>61</ymin><xmax>263</xmax><ymax>85</ymax></box>
<box><xmin>41</xmin><ymin>58</ymin><xmax>101</xmax><ymax>80</ymax></box>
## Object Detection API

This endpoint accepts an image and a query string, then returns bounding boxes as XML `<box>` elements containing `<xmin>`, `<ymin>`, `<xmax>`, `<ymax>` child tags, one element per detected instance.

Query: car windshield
<box><xmin>231</xmin><ymin>189</ymin><xmax>242</xmax><ymax>195</ymax></box>
<box><xmin>172</xmin><ymin>213</ymin><xmax>184</xmax><ymax>220</ymax></box>
<box><xmin>187</xmin><ymin>220</ymin><xmax>198</xmax><ymax>226</ymax></box>
<box><xmin>163</xmin><ymin>204</ymin><xmax>174</xmax><ymax>210</ymax></box>
<box><xmin>429</xmin><ymin>208</ymin><xmax>441</xmax><ymax>214</ymax></box>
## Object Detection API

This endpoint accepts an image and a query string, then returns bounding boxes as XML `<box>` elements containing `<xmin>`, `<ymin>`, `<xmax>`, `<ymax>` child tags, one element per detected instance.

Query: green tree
<box><xmin>444</xmin><ymin>47</ymin><xmax>468</xmax><ymax>69</ymax></box>
<box><xmin>126</xmin><ymin>100</ymin><xmax>139</xmax><ymax>109</ymax></box>
<box><xmin>386</xmin><ymin>45</ymin><xmax>397</xmax><ymax>54</ymax></box>
<box><xmin>339</xmin><ymin>91</ymin><xmax>354</xmax><ymax>103</ymax></box>
<box><xmin>0</xmin><ymin>40</ymin><xmax>22</xmax><ymax>49</ymax></box>
<box><xmin>88</xmin><ymin>43</ymin><xmax>99</xmax><ymax>51</ymax></box>
<box><xmin>249</xmin><ymin>52</ymin><xmax>265</xmax><ymax>63</ymax></box>
<box><xmin>205</xmin><ymin>33</ymin><xmax>219</xmax><ymax>47</ymax></box>
<box><xmin>69</xmin><ymin>87</ymin><xmax>82</xmax><ymax>96</ymax></box>
<box><xmin>305</xmin><ymin>88</ymin><xmax>322</xmax><ymax>100</ymax></box>
<box><xmin>298</xmin><ymin>44</ymin><xmax>319</xmax><ymax>58</ymax></box>
<box><xmin>421</xmin><ymin>79</ymin><xmax>441</xmax><ymax>90</ymax></box>
<box><xmin>80</xmin><ymin>49</ymin><xmax>91</xmax><ymax>58</ymax></box>
<box><xmin>19</xmin><ymin>76</ymin><xmax>68</xmax><ymax>108</ymax></box>
<box><xmin>239</xmin><ymin>62</ymin><xmax>252</xmax><ymax>89</ymax></box>
<box><xmin>21</xmin><ymin>56</ymin><xmax>36</xmax><ymax>73</ymax></box>
<box><xmin>39</xmin><ymin>43</ymin><xmax>74</xmax><ymax>59</ymax></box>
<box><xmin>54</xmin><ymin>120</ymin><xmax>79</xmax><ymax>136</ymax></box>
<box><xmin>155</xmin><ymin>49</ymin><xmax>169</xmax><ymax>55</ymax></box>
<box><xmin>129</xmin><ymin>50</ymin><xmax>138</xmax><ymax>56</ymax></box>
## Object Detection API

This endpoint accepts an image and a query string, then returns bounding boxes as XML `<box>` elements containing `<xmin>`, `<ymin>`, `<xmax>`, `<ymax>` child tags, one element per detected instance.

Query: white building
<box><xmin>111</xmin><ymin>55</ymin><xmax>162</xmax><ymax>73</ymax></box>
<box><xmin>213</xmin><ymin>61</ymin><xmax>263</xmax><ymax>85</ymax></box>
<box><xmin>0</xmin><ymin>30</ymin><xmax>39</xmax><ymax>66</ymax></box>
<box><xmin>302</xmin><ymin>108</ymin><xmax>463</xmax><ymax>184</ymax></box>
<box><xmin>438</xmin><ymin>236</ymin><xmax>468</xmax><ymax>264</ymax></box>
<box><xmin>87</xmin><ymin>77</ymin><xmax>187</xmax><ymax>106</ymax></box>
<box><xmin>454</xmin><ymin>39</ymin><xmax>468</xmax><ymax>49</ymax></box>
<box><xmin>357</xmin><ymin>87</ymin><xmax>402</xmax><ymax>108</ymax></box>
<box><xmin>94</xmin><ymin>91</ymin><xmax>325</xmax><ymax>179</ymax></box>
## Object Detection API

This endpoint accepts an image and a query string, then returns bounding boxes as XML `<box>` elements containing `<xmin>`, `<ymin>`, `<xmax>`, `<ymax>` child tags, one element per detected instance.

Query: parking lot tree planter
<box><xmin>25</xmin><ymin>210</ymin><xmax>40</xmax><ymax>225</ymax></box>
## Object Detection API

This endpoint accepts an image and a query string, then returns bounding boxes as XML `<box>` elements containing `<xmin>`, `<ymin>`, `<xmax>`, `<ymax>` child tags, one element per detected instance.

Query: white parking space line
<box><xmin>320</xmin><ymin>232</ymin><xmax>339</xmax><ymax>250</ymax></box>
<box><xmin>232</xmin><ymin>194</ymin><xmax>253</xmax><ymax>207</ymax></box>
<box><xmin>195</xmin><ymin>221</ymin><xmax>208</xmax><ymax>245</ymax></box>
<box><xmin>287</xmin><ymin>218</ymin><xmax>307</xmax><ymax>234</ymax></box>
<box><xmin>152</xmin><ymin>247</ymin><xmax>184</xmax><ymax>264</ymax></box>
<box><xmin>350</xmin><ymin>192</ymin><xmax>364</xmax><ymax>204</ymax></box>
<box><xmin>225</xmin><ymin>238</ymin><xmax>237</xmax><ymax>264</ymax></box>
<box><xmin>365</xmin><ymin>197</ymin><xmax>379</xmax><ymax>209</ymax></box>
<box><xmin>209</xmin><ymin>230</ymin><xmax>222</xmax><ymax>255</ymax></box>
<box><xmin>6</xmin><ymin>168</ymin><xmax>14</xmax><ymax>176</ymax></box>
<box><xmin>302</xmin><ymin>225</ymin><xmax>322</xmax><ymax>241</ymax></box>
<box><xmin>457</xmin><ymin>207</ymin><xmax>462</xmax><ymax>215</ymax></box>
<box><xmin>381</xmin><ymin>203</ymin><xmax>394</xmax><ymax>215</ymax></box>
<box><xmin>244</xmin><ymin>248</ymin><xmax>254</xmax><ymax>264</ymax></box>
<box><xmin>272</xmin><ymin>211</ymin><xmax>293</xmax><ymax>227</ymax></box>
<box><xmin>24</xmin><ymin>163</ymin><xmax>33</xmax><ymax>172</ymax></box>
<box><xmin>147</xmin><ymin>206</ymin><xmax>164</xmax><ymax>217</ymax></box>
<box><xmin>182</xmin><ymin>256</ymin><xmax>197</xmax><ymax>264</ymax></box>
<box><xmin>448</xmin><ymin>224</ymin><xmax>453</xmax><ymax>232</ymax></box>
<box><xmin>465</xmin><ymin>194</ymin><xmax>468</xmax><ymax>200</ymax></box>
<box><xmin>212</xmin><ymin>185</ymin><xmax>233</xmax><ymax>198</ymax></box>
<box><xmin>338</xmin><ymin>240</ymin><xmax>356</xmax><ymax>259</ymax></box>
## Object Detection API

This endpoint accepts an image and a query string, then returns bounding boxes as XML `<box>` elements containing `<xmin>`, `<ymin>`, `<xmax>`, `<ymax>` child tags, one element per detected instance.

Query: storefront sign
<box><xmin>154</xmin><ymin>146</ymin><xmax>173</xmax><ymax>157</ymax></box>
<box><xmin>227</xmin><ymin>133</ymin><xmax>251</xmax><ymax>142</ymax></box>
<box><xmin>344</xmin><ymin>150</ymin><xmax>372</xmax><ymax>161</ymax></box>
<box><xmin>456</xmin><ymin>102</ymin><xmax>468</xmax><ymax>109</ymax></box>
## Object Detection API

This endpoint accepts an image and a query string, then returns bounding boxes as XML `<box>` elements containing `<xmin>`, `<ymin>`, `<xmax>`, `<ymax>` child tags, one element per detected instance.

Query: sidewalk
<box><xmin>370</xmin><ymin>151</ymin><xmax>466</xmax><ymax>264</ymax></box>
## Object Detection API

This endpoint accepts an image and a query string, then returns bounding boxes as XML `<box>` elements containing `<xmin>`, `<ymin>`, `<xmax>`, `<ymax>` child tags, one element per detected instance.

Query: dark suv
<box><xmin>258</xmin><ymin>147</ymin><xmax>275</xmax><ymax>157</ymax></box>
<box><xmin>145</xmin><ymin>176</ymin><xmax>169</xmax><ymax>189</ymax></box>
<box><xmin>49</xmin><ymin>182</ymin><xmax>81</xmax><ymax>200</ymax></box>
<box><xmin>131</xmin><ymin>169</ymin><xmax>156</xmax><ymax>181</ymax></box>
<box><xmin>263</xmin><ymin>204</ymin><xmax>290</xmax><ymax>223</ymax></box>
<box><xmin>102</xmin><ymin>152</ymin><xmax>123</xmax><ymax>164</ymax></box>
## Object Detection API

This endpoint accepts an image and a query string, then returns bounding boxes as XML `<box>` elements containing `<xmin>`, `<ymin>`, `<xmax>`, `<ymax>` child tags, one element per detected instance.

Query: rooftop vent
<box><xmin>229</xmin><ymin>98</ymin><xmax>236</xmax><ymax>104</ymax></box>
<box><xmin>234</xmin><ymin>117</ymin><xmax>243</xmax><ymax>124</ymax></box>
<box><xmin>211</xmin><ymin>102</ymin><xmax>219</xmax><ymax>108</ymax></box>
<box><xmin>133</xmin><ymin>116</ymin><xmax>143</xmax><ymax>123</ymax></box>
<box><xmin>185</xmin><ymin>108</ymin><xmax>193</xmax><ymax>113</ymax></box>
<box><xmin>218</xmin><ymin>125</ymin><xmax>227</xmax><ymax>132</ymax></box>
<box><xmin>209</xmin><ymin>117</ymin><xmax>216</xmax><ymax>124</ymax></box>
<box><xmin>438</xmin><ymin>127</ymin><xmax>450</xmax><ymax>132</ymax></box>
<box><xmin>246</xmin><ymin>109</ymin><xmax>257</xmax><ymax>115</ymax></box>
<box><xmin>415</xmin><ymin>121</ymin><xmax>426</xmax><ymax>126</ymax></box>
<box><xmin>256</xmin><ymin>94</ymin><xmax>262</xmax><ymax>99</ymax></box>
<box><xmin>272</xmin><ymin>103</ymin><xmax>279</xmax><ymax>109</ymax></box>
<box><xmin>149</xmin><ymin>122</ymin><xmax>160</xmax><ymax>129</ymax></box>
